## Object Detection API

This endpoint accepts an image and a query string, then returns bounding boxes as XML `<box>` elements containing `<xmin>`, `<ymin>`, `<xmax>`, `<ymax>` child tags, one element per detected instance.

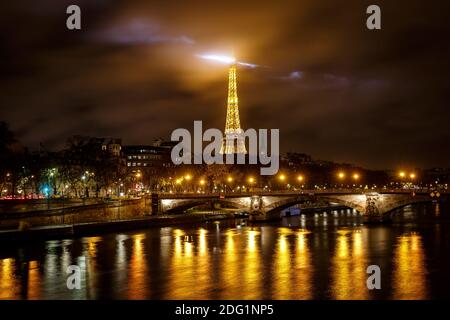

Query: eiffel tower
<box><xmin>220</xmin><ymin>62</ymin><xmax>247</xmax><ymax>154</ymax></box>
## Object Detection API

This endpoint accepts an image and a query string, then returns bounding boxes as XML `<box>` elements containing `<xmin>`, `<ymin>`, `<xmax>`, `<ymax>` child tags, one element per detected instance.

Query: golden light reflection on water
<box><xmin>331</xmin><ymin>229</ymin><xmax>368</xmax><ymax>300</ymax></box>
<box><xmin>0</xmin><ymin>217</ymin><xmax>440</xmax><ymax>300</ymax></box>
<box><xmin>0</xmin><ymin>258</ymin><xmax>17</xmax><ymax>299</ymax></box>
<box><xmin>392</xmin><ymin>232</ymin><xmax>428</xmax><ymax>299</ymax></box>
<box><xmin>273</xmin><ymin>229</ymin><xmax>291</xmax><ymax>299</ymax></box>
<box><xmin>222</xmin><ymin>229</ymin><xmax>241</xmax><ymax>299</ymax></box>
<box><xmin>243</xmin><ymin>229</ymin><xmax>262</xmax><ymax>299</ymax></box>
<box><xmin>194</xmin><ymin>228</ymin><xmax>211</xmax><ymax>297</ymax></box>
<box><xmin>82</xmin><ymin>236</ymin><xmax>102</xmax><ymax>299</ymax></box>
<box><xmin>165</xmin><ymin>228</ymin><xmax>211</xmax><ymax>299</ymax></box>
<box><xmin>127</xmin><ymin>233</ymin><xmax>148</xmax><ymax>299</ymax></box>
<box><xmin>27</xmin><ymin>260</ymin><xmax>41</xmax><ymax>300</ymax></box>
<box><xmin>293</xmin><ymin>230</ymin><xmax>313</xmax><ymax>299</ymax></box>
<box><xmin>435</xmin><ymin>202</ymin><xmax>441</xmax><ymax>217</ymax></box>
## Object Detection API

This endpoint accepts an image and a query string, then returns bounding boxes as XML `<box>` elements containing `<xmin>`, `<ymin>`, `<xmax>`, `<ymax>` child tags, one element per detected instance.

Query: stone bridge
<box><xmin>150</xmin><ymin>190</ymin><xmax>446</xmax><ymax>223</ymax></box>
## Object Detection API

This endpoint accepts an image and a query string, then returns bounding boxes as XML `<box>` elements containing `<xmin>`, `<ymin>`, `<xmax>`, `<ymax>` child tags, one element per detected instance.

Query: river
<box><xmin>0</xmin><ymin>201</ymin><xmax>449</xmax><ymax>299</ymax></box>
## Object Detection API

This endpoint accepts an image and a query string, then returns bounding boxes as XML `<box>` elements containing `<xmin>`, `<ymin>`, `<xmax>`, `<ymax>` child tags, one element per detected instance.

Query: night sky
<box><xmin>1</xmin><ymin>0</ymin><xmax>449</xmax><ymax>170</ymax></box>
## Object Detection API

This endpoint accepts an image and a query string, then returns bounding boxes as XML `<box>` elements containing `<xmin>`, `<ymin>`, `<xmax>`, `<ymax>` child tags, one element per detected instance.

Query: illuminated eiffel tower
<box><xmin>220</xmin><ymin>62</ymin><xmax>247</xmax><ymax>154</ymax></box>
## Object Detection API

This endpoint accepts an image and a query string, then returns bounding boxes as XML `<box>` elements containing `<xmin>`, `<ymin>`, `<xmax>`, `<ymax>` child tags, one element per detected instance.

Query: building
<box><xmin>101</xmin><ymin>138</ymin><xmax>122</xmax><ymax>157</ymax></box>
<box><xmin>285</xmin><ymin>152</ymin><xmax>313</xmax><ymax>167</ymax></box>
<box><xmin>122</xmin><ymin>143</ymin><xmax>175</xmax><ymax>170</ymax></box>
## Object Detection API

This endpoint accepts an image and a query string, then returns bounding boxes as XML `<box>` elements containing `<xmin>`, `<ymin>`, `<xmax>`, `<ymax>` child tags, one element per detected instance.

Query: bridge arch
<box><xmin>262</xmin><ymin>195</ymin><xmax>363</xmax><ymax>217</ymax></box>
<box><xmin>381</xmin><ymin>198</ymin><xmax>433</xmax><ymax>218</ymax></box>
<box><xmin>162</xmin><ymin>198</ymin><xmax>247</xmax><ymax>214</ymax></box>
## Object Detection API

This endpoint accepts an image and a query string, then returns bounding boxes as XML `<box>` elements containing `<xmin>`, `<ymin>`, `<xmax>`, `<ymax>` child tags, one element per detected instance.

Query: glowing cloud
<box><xmin>197</xmin><ymin>54</ymin><xmax>258</xmax><ymax>68</ymax></box>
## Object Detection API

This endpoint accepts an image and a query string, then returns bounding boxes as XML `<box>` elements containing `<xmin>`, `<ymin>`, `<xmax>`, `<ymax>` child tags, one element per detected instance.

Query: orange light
<box><xmin>410</xmin><ymin>173</ymin><xmax>416</xmax><ymax>179</ymax></box>
<box><xmin>338</xmin><ymin>172</ymin><xmax>345</xmax><ymax>179</ymax></box>
<box><xmin>199</xmin><ymin>179</ymin><xmax>205</xmax><ymax>185</ymax></box>
<box><xmin>227</xmin><ymin>176</ymin><xmax>233</xmax><ymax>183</ymax></box>
<box><xmin>248</xmin><ymin>177</ymin><xmax>255</xmax><ymax>184</ymax></box>
<box><xmin>278</xmin><ymin>174</ymin><xmax>286</xmax><ymax>181</ymax></box>
<box><xmin>353</xmin><ymin>173</ymin><xmax>360</xmax><ymax>180</ymax></box>
<box><xmin>297</xmin><ymin>175</ymin><xmax>304</xmax><ymax>182</ymax></box>
<box><xmin>399</xmin><ymin>171</ymin><xmax>406</xmax><ymax>178</ymax></box>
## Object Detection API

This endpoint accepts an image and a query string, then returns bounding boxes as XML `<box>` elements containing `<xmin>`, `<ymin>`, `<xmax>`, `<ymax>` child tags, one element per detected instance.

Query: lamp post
<box><xmin>226</xmin><ymin>176</ymin><xmax>233</xmax><ymax>193</ymax></box>
<box><xmin>297</xmin><ymin>175</ymin><xmax>304</xmax><ymax>189</ymax></box>
<box><xmin>248</xmin><ymin>177</ymin><xmax>255</xmax><ymax>192</ymax></box>
<box><xmin>337</xmin><ymin>171</ymin><xmax>345</xmax><ymax>189</ymax></box>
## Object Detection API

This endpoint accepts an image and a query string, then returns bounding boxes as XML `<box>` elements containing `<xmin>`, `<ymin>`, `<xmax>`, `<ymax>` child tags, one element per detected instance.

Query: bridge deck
<box><xmin>155</xmin><ymin>189</ymin><xmax>445</xmax><ymax>199</ymax></box>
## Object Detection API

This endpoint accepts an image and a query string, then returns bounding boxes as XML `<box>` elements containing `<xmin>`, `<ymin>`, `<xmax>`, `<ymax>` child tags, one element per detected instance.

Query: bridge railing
<box><xmin>153</xmin><ymin>187</ymin><xmax>444</xmax><ymax>199</ymax></box>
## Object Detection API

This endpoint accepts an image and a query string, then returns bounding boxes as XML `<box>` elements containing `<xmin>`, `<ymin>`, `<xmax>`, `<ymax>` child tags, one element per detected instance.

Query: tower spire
<box><xmin>220</xmin><ymin>61</ymin><xmax>247</xmax><ymax>154</ymax></box>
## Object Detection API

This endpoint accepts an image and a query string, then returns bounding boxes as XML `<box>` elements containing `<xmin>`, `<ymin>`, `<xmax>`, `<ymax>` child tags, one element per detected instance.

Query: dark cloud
<box><xmin>0</xmin><ymin>0</ymin><xmax>449</xmax><ymax>169</ymax></box>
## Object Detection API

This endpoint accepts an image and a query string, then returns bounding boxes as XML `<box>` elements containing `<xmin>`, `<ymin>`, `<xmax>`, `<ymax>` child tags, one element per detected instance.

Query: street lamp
<box><xmin>297</xmin><ymin>175</ymin><xmax>304</xmax><ymax>182</ymax></box>
<box><xmin>353</xmin><ymin>173</ymin><xmax>360</xmax><ymax>181</ymax></box>
<box><xmin>399</xmin><ymin>171</ymin><xmax>406</xmax><ymax>178</ymax></box>
<box><xmin>338</xmin><ymin>172</ymin><xmax>345</xmax><ymax>179</ymax></box>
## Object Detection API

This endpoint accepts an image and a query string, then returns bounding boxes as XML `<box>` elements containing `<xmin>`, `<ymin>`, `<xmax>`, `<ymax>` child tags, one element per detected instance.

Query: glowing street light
<box><xmin>353</xmin><ymin>173</ymin><xmax>360</xmax><ymax>181</ymax></box>
<box><xmin>136</xmin><ymin>172</ymin><xmax>142</xmax><ymax>178</ymax></box>
<box><xmin>338</xmin><ymin>172</ymin><xmax>345</xmax><ymax>179</ymax></box>
<box><xmin>278</xmin><ymin>174</ymin><xmax>286</xmax><ymax>182</ymax></box>
<box><xmin>185</xmin><ymin>174</ymin><xmax>192</xmax><ymax>181</ymax></box>
<box><xmin>410</xmin><ymin>173</ymin><xmax>416</xmax><ymax>179</ymax></box>
<box><xmin>199</xmin><ymin>179</ymin><xmax>205</xmax><ymax>186</ymax></box>
<box><xmin>399</xmin><ymin>171</ymin><xmax>406</xmax><ymax>178</ymax></box>
<box><xmin>297</xmin><ymin>175</ymin><xmax>304</xmax><ymax>182</ymax></box>
<box><xmin>248</xmin><ymin>177</ymin><xmax>255</xmax><ymax>184</ymax></box>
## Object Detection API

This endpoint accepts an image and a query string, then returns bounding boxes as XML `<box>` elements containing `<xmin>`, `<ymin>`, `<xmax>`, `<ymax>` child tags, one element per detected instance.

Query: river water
<box><xmin>0</xmin><ymin>202</ymin><xmax>449</xmax><ymax>300</ymax></box>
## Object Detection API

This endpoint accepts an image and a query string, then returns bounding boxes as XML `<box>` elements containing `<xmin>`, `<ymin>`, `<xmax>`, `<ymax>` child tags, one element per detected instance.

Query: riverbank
<box><xmin>0</xmin><ymin>212</ymin><xmax>236</xmax><ymax>242</ymax></box>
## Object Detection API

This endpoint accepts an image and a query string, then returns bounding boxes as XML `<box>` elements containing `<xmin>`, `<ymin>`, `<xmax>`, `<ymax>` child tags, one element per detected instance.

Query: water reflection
<box><xmin>392</xmin><ymin>232</ymin><xmax>428</xmax><ymax>299</ymax></box>
<box><xmin>128</xmin><ymin>234</ymin><xmax>148</xmax><ymax>299</ymax></box>
<box><xmin>0</xmin><ymin>203</ymin><xmax>446</xmax><ymax>299</ymax></box>
<box><xmin>222</xmin><ymin>229</ymin><xmax>240</xmax><ymax>299</ymax></box>
<box><xmin>244</xmin><ymin>229</ymin><xmax>262</xmax><ymax>299</ymax></box>
<box><xmin>273</xmin><ymin>229</ymin><xmax>292</xmax><ymax>299</ymax></box>
<box><xmin>0</xmin><ymin>258</ymin><xmax>16</xmax><ymax>299</ymax></box>
<box><xmin>293</xmin><ymin>230</ymin><xmax>313</xmax><ymax>299</ymax></box>
<box><xmin>331</xmin><ymin>229</ymin><xmax>368</xmax><ymax>299</ymax></box>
